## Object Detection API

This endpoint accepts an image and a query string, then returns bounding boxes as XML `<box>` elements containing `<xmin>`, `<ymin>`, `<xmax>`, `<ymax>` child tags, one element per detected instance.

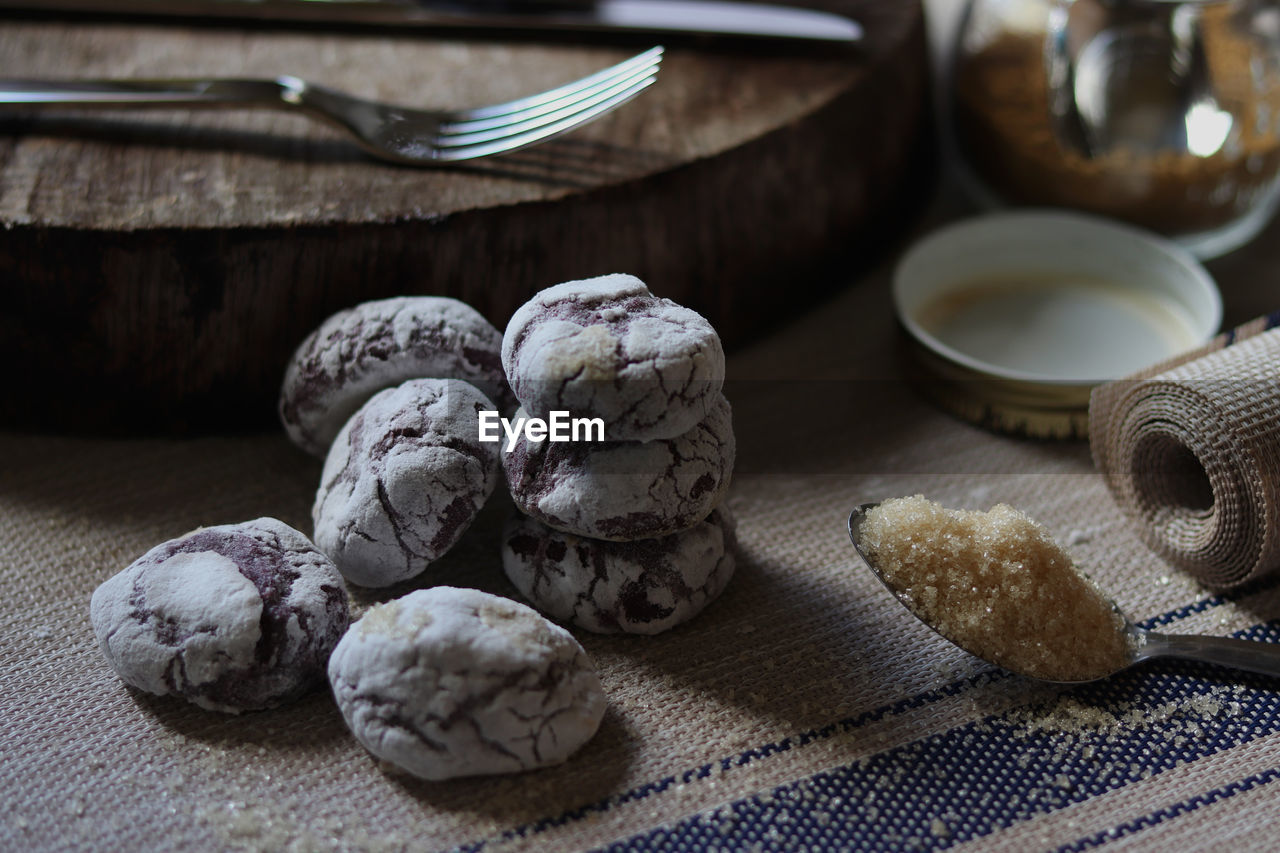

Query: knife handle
<box><xmin>0</xmin><ymin>0</ymin><xmax>862</xmax><ymax>44</ymax></box>
<box><xmin>0</xmin><ymin>78</ymin><xmax>302</xmax><ymax>110</ymax></box>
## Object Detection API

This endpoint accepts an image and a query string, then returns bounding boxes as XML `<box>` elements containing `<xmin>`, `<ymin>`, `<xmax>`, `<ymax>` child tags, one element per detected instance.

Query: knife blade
<box><xmin>0</xmin><ymin>0</ymin><xmax>864</xmax><ymax>44</ymax></box>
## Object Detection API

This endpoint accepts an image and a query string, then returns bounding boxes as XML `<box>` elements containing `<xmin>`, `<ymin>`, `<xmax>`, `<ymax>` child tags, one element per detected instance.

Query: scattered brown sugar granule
<box><xmin>859</xmin><ymin>496</ymin><xmax>1132</xmax><ymax>682</ymax></box>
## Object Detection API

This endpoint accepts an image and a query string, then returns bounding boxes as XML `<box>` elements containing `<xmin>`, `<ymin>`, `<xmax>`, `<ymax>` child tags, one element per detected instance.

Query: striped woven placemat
<box><xmin>4</xmin><ymin>268</ymin><xmax>1279</xmax><ymax>852</ymax></box>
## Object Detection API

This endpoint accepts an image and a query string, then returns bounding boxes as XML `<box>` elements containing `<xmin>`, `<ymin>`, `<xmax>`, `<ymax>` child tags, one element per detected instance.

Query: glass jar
<box><xmin>947</xmin><ymin>0</ymin><xmax>1280</xmax><ymax>258</ymax></box>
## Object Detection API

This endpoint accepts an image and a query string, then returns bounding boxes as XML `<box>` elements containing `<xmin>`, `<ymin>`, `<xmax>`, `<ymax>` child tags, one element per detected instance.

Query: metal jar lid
<box><xmin>893</xmin><ymin>212</ymin><xmax>1222</xmax><ymax>439</ymax></box>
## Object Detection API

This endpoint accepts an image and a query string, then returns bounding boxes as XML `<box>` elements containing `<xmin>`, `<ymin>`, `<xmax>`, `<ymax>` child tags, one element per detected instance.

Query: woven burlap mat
<box><xmin>1092</xmin><ymin>318</ymin><xmax>1280</xmax><ymax>589</ymax></box>
<box><xmin>6</xmin><ymin>240</ymin><xmax>1280</xmax><ymax>851</ymax></box>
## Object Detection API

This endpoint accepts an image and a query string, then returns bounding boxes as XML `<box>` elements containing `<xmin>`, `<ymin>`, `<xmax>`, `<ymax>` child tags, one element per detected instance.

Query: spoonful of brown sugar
<box><xmin>848</xmin><ymin>495</ymin><xmax>1280</xmax><ymax>684</ymax></box>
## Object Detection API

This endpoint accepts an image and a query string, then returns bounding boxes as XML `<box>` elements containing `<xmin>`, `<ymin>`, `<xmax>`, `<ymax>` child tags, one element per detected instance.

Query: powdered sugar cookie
<box><xmin>328</xmin><ymin>587</ymin><xmax>605</xmax><ymax>780</ymax></box>
<box><xmin>503</xmin><ymin>507</ymin><xmax>736</xmax><ymax>634</ymax></box>
<box><xmin>312</xmin><ymin>378</ymin><xmax>500</xmax><ymax>588</ymax></box>
<box><xmin>502</xmin><ymin>274</ymin><xmax>725</xmax><ymax>441</ymax></box>
<box><xmin>502</xmin><ymin>393</ymin><xmax>734</xmax><ymax>541</ymax></box>
<box><xmin>280</xmin><ymin>296</ymin><xmax>512</xmax><ymax>456</ymax></box>
<box><xmin>90</xmin><ymin>518</ymin><xmax>349</xmax><ymax>713</ymax></box>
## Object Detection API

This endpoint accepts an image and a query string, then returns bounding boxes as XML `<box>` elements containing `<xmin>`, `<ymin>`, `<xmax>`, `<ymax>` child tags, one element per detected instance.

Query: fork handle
<box><xmin>0</xmin><ymin>77</ymin><xmax>303</xmax><ymax>110</ymax></box>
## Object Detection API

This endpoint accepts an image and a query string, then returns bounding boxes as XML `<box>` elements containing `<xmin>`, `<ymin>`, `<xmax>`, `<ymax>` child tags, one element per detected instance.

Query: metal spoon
<box><xmin>848</xmin><ymin>502</ymin><xmax>1280</xmax><ymax>683</ymax></box>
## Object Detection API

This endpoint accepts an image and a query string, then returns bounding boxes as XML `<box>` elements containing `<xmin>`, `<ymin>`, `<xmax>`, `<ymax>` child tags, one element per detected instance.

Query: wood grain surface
<box><xmin>0</xmin><ymin>2</ymin><xmax>931</xmax><ymax>432</ymax></box>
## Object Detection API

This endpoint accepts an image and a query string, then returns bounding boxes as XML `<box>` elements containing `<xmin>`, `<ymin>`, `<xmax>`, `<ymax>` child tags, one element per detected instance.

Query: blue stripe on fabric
<box><xmin>1138</xmin><ymin>574</ymin><xmax>1280</xmax><ymax>631</ymax></box>
<box><xmin>1136</xmin><ymin>596</ymin><xmax>1224</xmax><ymax>630</ymax></box>
<box><xmin>452</xmin><ymin>670</ymin><xmax>1020</xmax><ymax>853</ymax></box>
<box><xmin>454</xmin><ymin>580</ymin><xmax>1280</xmax><ymax>853</ymax></box>
<box><xmin>1056</xmin><ymin>766</ymin><xmax>1280</xmax><ymax>852</ymax></box>
<box><xmin>600</xmin><ymin>621</ymin><xmax>1280</xmax><ymax>853</ymax></box>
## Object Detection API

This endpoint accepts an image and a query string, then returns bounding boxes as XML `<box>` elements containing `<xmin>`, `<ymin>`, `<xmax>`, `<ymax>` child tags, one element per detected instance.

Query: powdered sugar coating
<box><xmin>327</xmin><ymin>586</ymin><xmax>606</xmax><ymax>780</ymax></box>
<box><xmin>503</xmin><ymin>507</ymin><xmax>737</xmax><ymax>634</ymax></box>
<box><xmin>89</xmin><ymin>518</ymin><xmax>350</xmax><ymax>713</ymax></box>
<box><xmin>502</xmin><ymin>274</ymin><xmax>725</xmax><ymax>441</ymax></box>
<box><xmin>312</xmin><ymin>378</ymin><xmax>500</xmax><ymax>588</ymax></box>
<box><xmin>503</xmin><ymin>393</ymin><xmax>735</xmax><ymax>541</ymax></box>
<box><xmin>280</xmin><ymin>296</ymin><xmax>512</xmax><ymax>457</ymax></box>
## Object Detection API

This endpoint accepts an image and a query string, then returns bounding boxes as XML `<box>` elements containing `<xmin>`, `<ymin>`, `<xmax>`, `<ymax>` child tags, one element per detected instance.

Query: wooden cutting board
<box><xmin>0</xmin><ymin>2</ymin><xmax>929</xmax><ymax>433</ymax></box>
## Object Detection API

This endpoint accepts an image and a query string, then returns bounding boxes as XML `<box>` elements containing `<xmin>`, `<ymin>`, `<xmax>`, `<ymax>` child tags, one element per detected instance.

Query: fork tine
<box><xmin>433</xmin><ymin>64</ymin><xmax>658</xmax><ymax>151</ymax></box>
<box><xmin>441</xmin><ymin>49</ymin><xmax>663</xmax><ymax>134</ymax></box>
<box><xmin>452</xmin><ymin>46</ymin><xmax>664</xmax><ymax>122</ymax></box>
<box><xmin>430</xmin><ymin>75</ymin><xmax>657</xmax><ymax>162</ymax></box>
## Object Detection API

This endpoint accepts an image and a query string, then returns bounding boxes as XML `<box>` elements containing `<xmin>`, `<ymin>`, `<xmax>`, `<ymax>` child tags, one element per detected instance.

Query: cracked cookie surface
<box><xmin>503</xmin><ymin>392</ymin><xmax>734</xmax><ymax>541</ymax></box>
<box><xmin>312</xmin><ymin>378</ymin><xmax>500</xmax><ymax>588</ymax></box>
<box><xmin>502</xmin><ymin>274</ymin><xmax>725</xmax><ymax>441</ymax></box>
<box><xmin>280</xmin><ymin>296</ymin><xmax>512</xmax><ymax>457</ymax></box>
<box><xmin>503</xmin><ymin>507</ymin><xmax>737</xmax><ymax>634</ymax></box>
<box><xmin>328</xmin><ymin>586</ymin><xmax>605</xmax><ymax>781</ymax></box>
<box><xmin>89</xmin><ymin>517</ymin><xmax>350</xmax><ymax>713</ymax></box>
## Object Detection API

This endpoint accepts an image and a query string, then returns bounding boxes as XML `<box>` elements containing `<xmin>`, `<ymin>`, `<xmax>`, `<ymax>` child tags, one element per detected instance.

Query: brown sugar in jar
<box><xmin>951</xmin><ymin>4</ymin><xmax>1280</xmax><ymax>243</ymax></box>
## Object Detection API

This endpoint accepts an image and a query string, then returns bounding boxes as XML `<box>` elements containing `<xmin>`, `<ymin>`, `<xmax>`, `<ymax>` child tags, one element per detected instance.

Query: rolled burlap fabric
<box><xmin>1090</xmin><ymin>313</ymin><xmax>1280</xmax><ymax>589</ymax></box>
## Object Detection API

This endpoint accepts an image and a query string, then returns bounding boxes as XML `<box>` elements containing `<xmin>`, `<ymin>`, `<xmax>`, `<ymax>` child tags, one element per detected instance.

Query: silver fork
<box><xmin>0</xmin><ymin>45</ymin><xmax>663</xmax><ymax>164</ymax></box>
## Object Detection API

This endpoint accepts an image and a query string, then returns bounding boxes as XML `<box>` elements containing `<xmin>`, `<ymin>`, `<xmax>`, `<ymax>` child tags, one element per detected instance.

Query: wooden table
<box><xmin>0</xmin><ymin>2</ymin><xmax>930</xmax><ymax>433</ymax></box>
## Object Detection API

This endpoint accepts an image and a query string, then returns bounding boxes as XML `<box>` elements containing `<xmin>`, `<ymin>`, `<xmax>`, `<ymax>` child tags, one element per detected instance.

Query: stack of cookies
<box><xmin>499</xmin><ymin>274</ymin><xmax>738</xmax><ymax>635</ymax></box>
<box><xmin>279</xmin><ymin>296</ymin><xmax>513</xmax><ymax>588</ymax></box>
